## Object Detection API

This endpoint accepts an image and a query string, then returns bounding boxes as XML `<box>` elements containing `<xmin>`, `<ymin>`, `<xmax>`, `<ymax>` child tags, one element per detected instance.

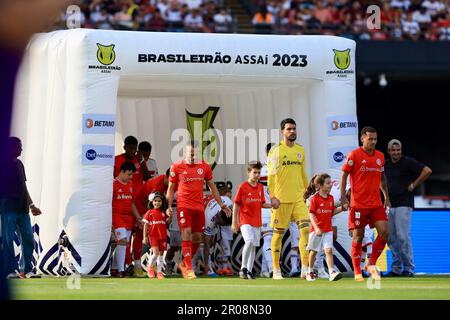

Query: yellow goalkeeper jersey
<box><xmin>267</xmin><ymin>141</ymin><xmax>308</xmax><ymax>203</ymax></box>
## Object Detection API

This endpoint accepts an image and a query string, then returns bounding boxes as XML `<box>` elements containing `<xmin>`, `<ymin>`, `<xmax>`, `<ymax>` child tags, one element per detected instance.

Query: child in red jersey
<box><xmin>111</xmin><ymin>161</ymin><xmax>142</xmax><ymax>277</ymax></box>
<box><xmin>306</xmin><ymin>173</ymin><xmax>343</xmax><ymax>282</ymax></box>
<box><xmin>232</xmin><ymin>161</ymin><xmax>273</xmax><ymax>280</ymax></box>
<box><xmin>143</xmin><ymin>192</ymin><xmax>170</xmax><ymax>279</ymax></box>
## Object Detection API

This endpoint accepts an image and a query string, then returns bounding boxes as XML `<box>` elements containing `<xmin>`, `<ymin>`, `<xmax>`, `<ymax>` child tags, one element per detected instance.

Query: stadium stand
<box><xmin>53</xmin><ymin>0</ymin><xmax>450</xmax><ymax>39</ymax></box>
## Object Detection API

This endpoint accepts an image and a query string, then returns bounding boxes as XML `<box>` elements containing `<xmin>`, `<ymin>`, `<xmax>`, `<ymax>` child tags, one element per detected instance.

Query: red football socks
<box><xmin>369</xmin><ymin>236</ymin><xmax>387</xmax><ymax>266</ymax></box>
<box><xmin>351</xmin><ymin>241</ymin><xmax>363</xmax><ymax>275</ymax></box>
<box><xmin>125</xmin><ymin>243</ymin><xmax>132</xmax><ymax>266</ymax></box>
<box><xmin>182</xmin><ymin>241</ymin><xmax>193</xmax><ymax>270</ymax></box>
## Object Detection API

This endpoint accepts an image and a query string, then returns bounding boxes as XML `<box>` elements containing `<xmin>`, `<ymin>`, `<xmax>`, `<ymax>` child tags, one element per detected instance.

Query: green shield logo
<box><xmin>96</xmin><ymin>43</ymin><xmax>116</xmax><ymax>65</ymax></box>
<box><xmin>186</xmin><ymin>107</ymin><xmax>220</xmax><ymax>169</ymax></box>
<box><xmin>333</xmin><ymin>49</ymin><xmax>351</xmax><ymax>70</ymax></box>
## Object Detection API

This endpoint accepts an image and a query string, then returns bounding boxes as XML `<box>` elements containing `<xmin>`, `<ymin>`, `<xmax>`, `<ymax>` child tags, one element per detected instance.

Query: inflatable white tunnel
<box><xmin>13</xmin><ymin>29</ymin><xmax>359</xmax><ymax>275</ymax></box>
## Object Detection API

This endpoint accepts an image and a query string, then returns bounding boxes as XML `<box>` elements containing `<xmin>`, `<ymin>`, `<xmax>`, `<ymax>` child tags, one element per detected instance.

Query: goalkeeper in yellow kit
<box><xmin>268</xmin><ymin>118</ymin><xmax>309</xmax><ymax>280</ymax></box>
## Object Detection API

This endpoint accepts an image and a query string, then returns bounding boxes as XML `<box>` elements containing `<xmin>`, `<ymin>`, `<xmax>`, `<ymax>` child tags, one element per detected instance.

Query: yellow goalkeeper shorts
<box><xmin>270</xmin><ymin>201</ymin><xmax>309</xmax><ymax>229</ymax></box>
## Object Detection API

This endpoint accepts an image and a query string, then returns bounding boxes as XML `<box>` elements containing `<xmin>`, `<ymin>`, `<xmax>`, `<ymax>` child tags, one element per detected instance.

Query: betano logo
<box><xmin>86</xmin><ymin>118</ymin><xmax>94</xmax><ymax>129</ymax></box>
<box><xmin>331</xmin><ymin>121</ymin><xmax>339</xmax><ymax>130</ymax></box>
<box><xmin>331</xmin><ymin>120</ymin><xmax>357</xmax><ymax>130</ymax></box>
<box><xmin>85</xmin><ymin>118</ymin><xmax>115</xmax><ymax>129</ymax></box>
<box><xmin>96</xmin><ymin>43</ymin><xmax>116</xmax><ymax>65</ymax></box>
<box><xmin>333</xmin><ymin>49</ymin><xmax>351</xmax><ymax>70</ymax></box>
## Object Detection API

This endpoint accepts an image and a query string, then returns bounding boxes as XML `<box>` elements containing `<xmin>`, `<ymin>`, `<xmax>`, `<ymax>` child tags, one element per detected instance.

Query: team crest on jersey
<box><xmin>170</xmin><ymin>171</ymin><xmax>176</xmax><ymax>177</ymax></box>
<box><xmin>297</xmin><ymin>153</ymin><xmax>302</xmax><ymax>160</ymax></box>
<box><xmin>376</xmin><ymin>159</ymin><xmax>382</xmax><ymax>165</ymax></box>
<box><xmin>197</xmin><ymin>168</ymin><xmax>204</xmax><ymax>175</ymax></box>
<box><xmin>274</xmin><ymin>219</ymin><xmax>278</xmax><ymax>224</ymax></box>
<box><xmin>348</xmin><ymin>159</ymin><xmax>354</xmax><ymax>166</ymax></box>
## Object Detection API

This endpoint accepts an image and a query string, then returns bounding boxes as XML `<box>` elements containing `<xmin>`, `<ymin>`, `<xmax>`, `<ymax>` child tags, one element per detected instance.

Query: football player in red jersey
<box><xmin>166</xmin><ymin>141</ymin><xmax>231</xmax><ymax>279</ymax></box>
<box><xmin>340</xmin><ymin>126</ymin><xmax>391</xmax><ymax>281</ymax></box>
<box><xmin>114</xmin><ymin>136</ymin><xmax>140</xmax><ymax>182</ymax></box>
<box><xmin>111</xmin><ymin>161</ymin><xmax>142</xmax><ymax>277</ymax></box>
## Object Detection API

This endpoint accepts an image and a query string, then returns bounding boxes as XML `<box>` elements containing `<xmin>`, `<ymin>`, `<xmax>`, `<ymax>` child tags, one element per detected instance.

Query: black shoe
<box><xmin>239</xmin><ymin>268</ymin><xmax>248</xmax><ymax>279</ymax></box>
<box><xmin>125</xmin><ymin>264</ymin><xmax>134</xmax><ymax>277</ymax></box>
<box><xmin>384</xmin><ymin>271</ymin><xmax>402</xmax><ymax>277</ymax></box>
<box><xmin>402</xmin><ymin>271</ymin><xmax>415</xmax><ymax>277</ymax></box>
<box><xmin>247</xmin><ymin>271</ymin><xmax>256</xmax><ymax>280</ymax></box>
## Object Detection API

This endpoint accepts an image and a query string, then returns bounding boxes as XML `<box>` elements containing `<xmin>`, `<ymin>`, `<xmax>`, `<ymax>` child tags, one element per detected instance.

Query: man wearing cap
<box><xmin>385</xmin><ymin>139</ymin><xmax>432</xmax><ymax>277</ymax></box>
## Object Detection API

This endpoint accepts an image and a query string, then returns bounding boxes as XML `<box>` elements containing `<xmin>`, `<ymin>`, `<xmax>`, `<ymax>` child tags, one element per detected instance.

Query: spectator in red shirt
<box><xmin>147</xmin><ymin>9</ymin><xmax>167</xmax><ymax>32</ymax></box>
<box><xmin>340</xmin><ymin>126</ymin><xmax>391</xmax><ymax>282</ymax></box>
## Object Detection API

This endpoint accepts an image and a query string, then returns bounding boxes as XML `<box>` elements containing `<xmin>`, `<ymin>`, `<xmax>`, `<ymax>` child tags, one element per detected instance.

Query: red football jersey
<box><xmin>234</xmin><ymin>181</ymin><xmax>265</xmax><ymax>227</ymax></box>
<box><xmin>112</xmin><ymin>179</ymin><xmax>134</xmax><ymax>218</ymax></box>
<box><xmin>114</xmin><ymin>154</ymin><xmax>143</xmax><ymax>192</ymax></box>
<box><xmin>135</xmin><ymin>175</ymin><xmax>167</xmax><ymax>215</ymax></box>
<box><xmin>309</xmin><ymin>193</ymin><xmax>335</xmax><ymax>233</ymax></box>
<box><xmin>169</xmin><ymin>160</ymin><xmax>213</xmax><ymax>211</ymax></box>
<box><xmin>342</xmin><ymin>147</ymin><xmax>385</xmax><ymax>209</ymax></box>
<box><xmin>143</xmin><ymin>209</ymin><xmax>167</xmax><ymax>240</ymax></box>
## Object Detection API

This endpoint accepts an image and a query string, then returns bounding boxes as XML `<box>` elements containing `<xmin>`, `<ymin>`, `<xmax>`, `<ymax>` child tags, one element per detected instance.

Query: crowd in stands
<box><xmin>55</xmin><ymin>0</ymin><xmax>234</xmax><ymax>33</ymax></box>
<box><xmin>56</xmin><ymin>0</ymin><xmax>450</xmax><ymax>40</ymax></box>
<box><xmin>252</xmin><ymin>0</ymin><xmax>450</xmax><ymax>40</ymax></box>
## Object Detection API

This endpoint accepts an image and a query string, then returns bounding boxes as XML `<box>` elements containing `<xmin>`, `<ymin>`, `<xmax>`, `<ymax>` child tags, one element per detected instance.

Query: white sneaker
<box><xmin>329</xmin><ymin>271</ymin><xmax>343</xmax><ymax>282</ymax></box>
<box><xmin>6</xmin><ymin>272</ymin><xmax>20</xmax><ymax>279</ymax></box>
<box><xmin>260</xmin><ymin>271</ymin><xmax>271</xmax><ymax>278</ymax></box>
<box><xmin>306</xmin><ymin>272</ymin><xmax>316</xmax><ymax>281</ymax></box>
<box><xmin>272</xmin><ymin>269</ymin><xmax>283</xmax><ymax>280</ymax></box>
<box><xmin>25</xmin><ymin>272</ymin><xmax>41</xmax><ymax>279</ymax></box>
<box><xmin>317</xmin><ymin>268</ymin><xmax>329</xmax><ymax>279</ymax></box>
<box><xmin>300</xmin><ymin>267</ymin><xmax>308</xmax><ymax>279</ymax></box>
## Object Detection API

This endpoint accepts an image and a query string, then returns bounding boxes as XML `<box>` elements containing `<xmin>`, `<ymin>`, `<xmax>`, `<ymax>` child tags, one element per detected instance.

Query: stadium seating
<box><xmin>54</xmin><ymin>0</ymin><xmax>450</xmax><ymax>40</ymax></box>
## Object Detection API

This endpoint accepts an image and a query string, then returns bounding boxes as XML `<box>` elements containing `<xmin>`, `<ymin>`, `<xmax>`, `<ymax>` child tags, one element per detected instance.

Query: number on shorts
<box><xmin>355</xmin><ymin>211</ymin><xmax>361</xmax><ymax>219</ymax></box>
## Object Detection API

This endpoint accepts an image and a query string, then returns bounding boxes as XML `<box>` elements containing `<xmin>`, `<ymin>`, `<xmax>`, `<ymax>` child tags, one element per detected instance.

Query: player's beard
<box><xmin>287</xmin><ymin>134</ymin><xmax>296</xmax><ymax>141</ymax></box>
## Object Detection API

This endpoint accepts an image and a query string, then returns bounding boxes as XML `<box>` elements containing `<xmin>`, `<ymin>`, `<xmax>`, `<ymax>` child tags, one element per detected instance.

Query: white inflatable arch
<box><xmin>13</xmin><ymin>29</ymin><xmax>358</xmax><ymax>275</ymax></box>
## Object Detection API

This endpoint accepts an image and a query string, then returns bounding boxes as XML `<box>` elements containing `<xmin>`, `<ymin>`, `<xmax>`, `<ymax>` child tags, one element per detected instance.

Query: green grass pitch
<box><xmin>10</xmin><ymin>275</ymin><xmax>450</xmax><ymax>300</ymax></box>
